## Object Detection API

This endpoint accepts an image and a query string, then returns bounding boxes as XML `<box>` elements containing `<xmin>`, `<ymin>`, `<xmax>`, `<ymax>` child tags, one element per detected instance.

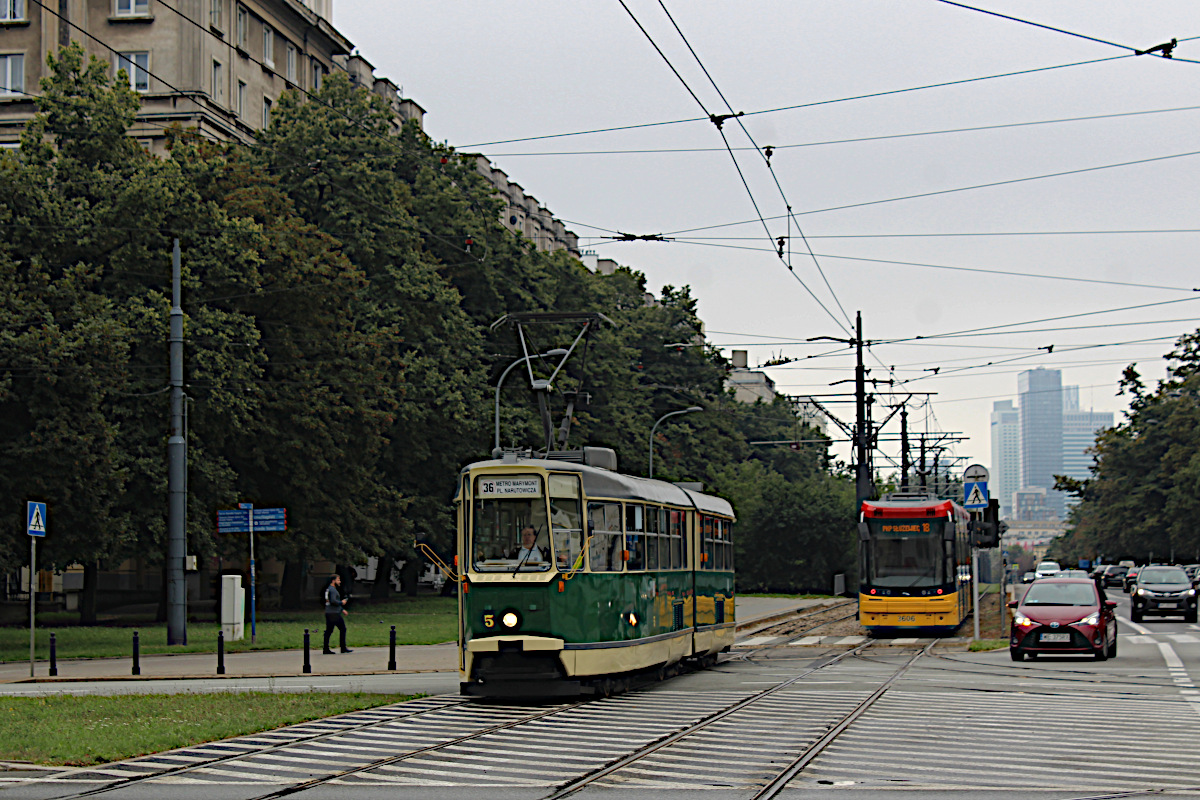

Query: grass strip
<box><xmin>0</xmin><ymin>692</ymin><xmax>417</xmax><ymax>766</ymax></box>
<box><xmin>0</xmin><ymin>597</ymin><xmax>458</xmax><ymax>662</ymax></box>
<box><xmin>967</xmin><ymin>638</ymin><xmax>1009</xmax><ymax>652</ymax></box>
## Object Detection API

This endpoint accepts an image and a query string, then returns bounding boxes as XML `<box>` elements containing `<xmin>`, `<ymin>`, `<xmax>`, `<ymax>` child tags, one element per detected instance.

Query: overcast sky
<box><xmin>334</xmin><ymin>0</ymin><xmax>1200</xmax><ymax>474</ymax></box>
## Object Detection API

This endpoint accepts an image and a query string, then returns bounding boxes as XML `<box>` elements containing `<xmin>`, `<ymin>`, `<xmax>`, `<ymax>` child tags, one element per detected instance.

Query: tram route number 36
<box><xmin>478</xmin><ymin>478</ymin><xmax>540</xmax><ymax>497</ymax></box>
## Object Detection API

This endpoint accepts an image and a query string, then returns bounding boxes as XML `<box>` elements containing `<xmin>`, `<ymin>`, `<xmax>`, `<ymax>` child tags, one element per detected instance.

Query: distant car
<box><xmin>1098</xmin><ymin>565</ymin><xmax>1128</xmax><ymax>588</ymax></box>
<box><xmin>1035</xmin><ymin>561</ymin><xmax>1062</xmax><ymax>580</ymax></box>
<box><xmin>1056</xmin><ymin>570</ymin><xmax>1090</xmax><ymax>579</ymax></box>
<box><xmin>1123</xmin><ymin>566</ymin><xmax>1141</xmax><ymax>593</ymax></box>
<box><xmin>1130</xmin><ymin>565</ymin><xmax>1198</xmax><ymax>623</ymax></box>
<box><xmin>1009</xmin><ymin>578</ymin><xmax>1118</xmax><ymax>662</ymax></box>
<box><xmin>1022</xmin><ymin>571</ymin><xmax>1037</xmax><ymax>584</ymax></box>
<box><xmin>1185</xmin><ymin>564</ymin><xmax>1200</xmax><ymax>583</ymax></box>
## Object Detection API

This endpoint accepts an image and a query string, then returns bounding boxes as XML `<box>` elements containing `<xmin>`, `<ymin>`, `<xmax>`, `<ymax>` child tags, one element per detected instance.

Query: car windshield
<box><xmin>1138</xmin><ymin>568</ymin><xmax>1189</xmax><ymax>584</ymax></box>
<box><xmin>1022</xmin><ymin>582</ymin><xmax>1097</xmax><ymax>606</ymax></box>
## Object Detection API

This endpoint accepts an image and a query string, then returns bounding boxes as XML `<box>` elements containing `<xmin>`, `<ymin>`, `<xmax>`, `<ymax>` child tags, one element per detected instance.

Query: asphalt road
<box><xmin>3</xmin><ymin>592</ymin><xmax>1196</xmax><ymax>800</ymax></box>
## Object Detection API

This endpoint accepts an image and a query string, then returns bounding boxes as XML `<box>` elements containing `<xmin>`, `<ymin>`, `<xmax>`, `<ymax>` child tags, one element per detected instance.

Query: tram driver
<box><xmin>515</xmin><ymin>526</ymin><xmax>544</xmax><ymax>562</ymax></box>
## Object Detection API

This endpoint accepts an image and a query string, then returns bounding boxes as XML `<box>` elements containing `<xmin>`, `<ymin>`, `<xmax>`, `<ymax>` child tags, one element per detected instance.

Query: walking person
<box><xmin>323</xmin><ymin>574</ymin><xmax>353</xmax><ymax>654</ymax></box>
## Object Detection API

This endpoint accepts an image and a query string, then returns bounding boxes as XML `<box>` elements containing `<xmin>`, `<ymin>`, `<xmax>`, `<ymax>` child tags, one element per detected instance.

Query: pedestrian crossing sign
<box><xmin>27</xmin><ymin>501</ymin><xmax>46</xmax><ymax>537</ymax></box>
<box><xmin>963</xmin><ymin>482</ymin><xmax>988</xmax><ymax>509</ymax></box>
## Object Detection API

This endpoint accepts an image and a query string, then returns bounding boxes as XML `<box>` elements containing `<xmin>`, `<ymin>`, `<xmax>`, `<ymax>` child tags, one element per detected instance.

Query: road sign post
<box><xmin>27</xmin><ymin>502</ymin><xmax>46</xmax><ymax>678</ymax></box>
<box><xmin>217</xmin><ymin>505</ymin><xmax>286</xmax><ymax>646</ymax></box>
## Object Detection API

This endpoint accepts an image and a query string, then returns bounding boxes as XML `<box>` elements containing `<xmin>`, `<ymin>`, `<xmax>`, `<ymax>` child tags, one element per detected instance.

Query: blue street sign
<box><xmin>217</xmin><ymin>508</ymin><xmax>286</xmax><ymax>533</ymax></box>
<box><xmin>26</xmin><ymin>502</ymin><xmax>46</xmax><ymax>538</ymax></box>
<box><xmin>963</xmin><ymin>481</ymin><xmax>989</xmax><ymax>509</ymax></box>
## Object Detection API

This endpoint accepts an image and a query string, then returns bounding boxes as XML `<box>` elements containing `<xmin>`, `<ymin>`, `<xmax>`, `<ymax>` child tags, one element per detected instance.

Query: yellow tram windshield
<box><xmin>865</xmin><ymin>517</ymin><xmax>947</xmax><ymax>588</ymax></box>
<box><xmin>471</xmin><ymin>475</ymin><xmax>552</xmax><ymax>572</ymax></box>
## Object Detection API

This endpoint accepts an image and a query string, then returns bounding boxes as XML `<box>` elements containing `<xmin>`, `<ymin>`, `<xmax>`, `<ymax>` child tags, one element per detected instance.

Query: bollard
<box><xmin>303</xmin><ymin>629</ymin><xmax>312</xmax><ymax>674</ymax></box>
<box><xmin>132</xmin><ymin>631</ymin><xmax>141</xmax><ymax>676</ymax></box>
<box><xmin>217</xmin><ymin>630</ymin><xmax>226</xmax><ymax>675</ymax></box>
<box><xmin>388</xmin><ymin>625</ymin><xmax>397</xmax><ymax>671</ymax></box>
<box><xmin>49</xmin><ymin>633</ymin><xmax>57</xmax><ymax>677</ymax></box>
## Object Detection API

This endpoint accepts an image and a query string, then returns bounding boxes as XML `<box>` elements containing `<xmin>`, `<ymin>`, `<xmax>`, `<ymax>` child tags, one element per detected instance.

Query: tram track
<box><xmin>8</xmin><ymin>696</ymin><xmax>471</xmax><ymax>799</ymax></box>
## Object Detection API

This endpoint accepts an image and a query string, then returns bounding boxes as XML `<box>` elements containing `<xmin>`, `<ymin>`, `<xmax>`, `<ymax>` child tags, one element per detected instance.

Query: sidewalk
<box><xmin>2</xmin><ymin>595</ymin><xmax>842</xmax><ymax>684</ymax></box>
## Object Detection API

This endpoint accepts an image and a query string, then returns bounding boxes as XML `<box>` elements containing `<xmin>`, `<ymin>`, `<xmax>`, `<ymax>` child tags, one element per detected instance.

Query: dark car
<box><xmin>1123</xmin><ymin>566</ymin><xmax>1141</xmax><ymax>593</ymax></box>
<box><xmin>1130</xmin><ymin>565</ymin><xmax>1198</xmax><ymax>623</ymax></box>
<box><xmin>1008</xmin><ymin>578</ymin><xmax>1118</xmax><ymax>662</ymax></box>
<box><xmin>1099</xmin><ymin>564</ymin><xmax>1128</xmax><ymax>588</ymax></box>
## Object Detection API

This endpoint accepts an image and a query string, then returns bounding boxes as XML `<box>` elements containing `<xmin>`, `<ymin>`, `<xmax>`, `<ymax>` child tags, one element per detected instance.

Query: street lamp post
<box><xmin>649</xmin><ymin>407</ymin><xmax>703</xmax><ymax>479</ymax></box>
<box><xmin>493</xmin><ymin>349</ymin><xmax>569</xmax><ymax>458</ymax></box>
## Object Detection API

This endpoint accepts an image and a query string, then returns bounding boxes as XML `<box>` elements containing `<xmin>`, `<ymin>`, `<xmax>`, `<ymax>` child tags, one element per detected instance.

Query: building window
<box><xmin>0</xmin><ymin>0</ymin><xmax>26</xmax><ymax>22</ymax></box>
<box><xmin>235</xmin><ymin>4</ymin><xmax>247</xmax><ymax>48</ymax></box>
<box><xmin>0</xmin><ymin>53</ymin><xmax>23</xmax><ymax>96</ymax></box>
<box><xmin>262</xmin><ymin>24</ymin><xmax>274</xmax><ymax>67</ymax></box>
<box><xmin>114</xmin><ymin>0</ymin><xmax>149</xmax><ymax>15</ymax></box>
<box><xmin>285</xmin><ymin>43</ymin><xmax>296</xmax><ymax>82</ymax></box>
<box><xmin>310</xmin><ymin>57</ymin><xmax>322</xmax><ymax>90</ymax></box>
<box><xmin>211</xmin><ymin>60</ymin><xmax>223</xmax><ymax>102</ymax></box>
<box><xmin>236</xmin><ymin>80</ymin><xmax>245</xmax><ymax>116</ymax></box>
<box><xmin>114</xmin><ymin>52</ymin><xmax>149</xmax><ymax>92</ymax></box>
<box><xmin>261</xmin><ymin>96</ymin><xmax>270</xmax><ymax>128</ymax></box>
<box><xmin>209</xmin><ymin>0</ymin><xmax>221</xmax><ymax>30</ymax></box>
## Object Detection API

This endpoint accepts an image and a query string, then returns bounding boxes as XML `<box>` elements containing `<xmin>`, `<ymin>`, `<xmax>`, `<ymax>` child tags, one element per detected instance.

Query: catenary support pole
<box><xmin>167</xmin><ymin>238</ymin><xmax>188</xmax><ymax>645</ymax></box>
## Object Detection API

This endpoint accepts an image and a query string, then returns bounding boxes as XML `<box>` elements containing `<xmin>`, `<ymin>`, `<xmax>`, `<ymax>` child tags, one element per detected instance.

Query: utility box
<box><xmin>220</xmin><ymin>574</ymin><xmax>245</xmax><ymax>641</ymax></box>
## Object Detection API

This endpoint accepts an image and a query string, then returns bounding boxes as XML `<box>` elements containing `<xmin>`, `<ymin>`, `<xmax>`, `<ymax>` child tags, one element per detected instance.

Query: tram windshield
<box><xmin>471</xmin><ymin>475</ymin><xmax>551</xmax><ymax>572</ymax></box>
<box><xmin>866</xmin><ymin>518</ymin><xmax>946</xmax><ymax>588</ymax></box>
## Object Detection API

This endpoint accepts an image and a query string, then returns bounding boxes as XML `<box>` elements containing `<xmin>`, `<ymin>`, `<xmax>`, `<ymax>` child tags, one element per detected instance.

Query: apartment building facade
<box><xmin>0</xmin><ymin>0</ymin><xmax>355</xmax><ymax>151</ymax></box>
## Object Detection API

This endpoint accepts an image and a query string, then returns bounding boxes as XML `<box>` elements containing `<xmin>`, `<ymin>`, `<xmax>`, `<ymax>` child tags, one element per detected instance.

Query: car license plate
<box><xmin>1040</xmin><ymin>632</ymin><xmax>1071</xmax><ymax>642</ymax></box>
<box><xmin>1158</xmin><ymin>602</ymin><xmax>1177</xmax><ymax>609</ymax></box>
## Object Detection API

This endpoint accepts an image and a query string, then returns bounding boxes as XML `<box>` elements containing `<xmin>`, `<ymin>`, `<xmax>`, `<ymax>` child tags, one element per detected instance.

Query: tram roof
<box><xmin>462</xmin><ymin>457</ymin><xmax>735</xmax><ymax>518</ymax></box>
<box><xmin>861</xmin><ymin>497</ymin><xmax>957</xmax><ymax>517</ymax></box>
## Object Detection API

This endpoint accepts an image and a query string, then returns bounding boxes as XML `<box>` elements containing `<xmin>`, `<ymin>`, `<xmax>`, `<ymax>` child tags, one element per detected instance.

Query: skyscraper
<box><xmin>1018</xmin><ymin>368</ymin><xmax>1064</xmax><ymax>519</ymax></box>
<box><xmin>990</xmin><ymin>400</ymin><xmax>1020</xmax><ymax>519</ymax></box>
<box><xmin>1062</xmin><ymin>388</ymin><xmax>1113</xmax><ymax>507</ymax></box>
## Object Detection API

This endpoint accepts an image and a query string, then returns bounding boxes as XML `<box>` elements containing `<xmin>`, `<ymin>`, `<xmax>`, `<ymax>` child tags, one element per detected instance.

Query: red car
<box><xmin>1008</xmin><ymin>578</ymin><xmax>1118</xmax><ymax>662</ymax></box>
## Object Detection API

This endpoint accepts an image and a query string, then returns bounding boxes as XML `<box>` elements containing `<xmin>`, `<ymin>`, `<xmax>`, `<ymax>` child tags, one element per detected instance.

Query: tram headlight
<box><xmin>501</xmin><ymin>611</ymin><xmax>520</xmax><ymax>629</ymax></box>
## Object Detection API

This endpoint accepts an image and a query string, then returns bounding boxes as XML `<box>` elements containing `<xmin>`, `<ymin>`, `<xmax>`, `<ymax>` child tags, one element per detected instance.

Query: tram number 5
<box><xmin>483</xmin><ymin>613</ymin><xmax>496</xmax><ymax>629</ymax></box>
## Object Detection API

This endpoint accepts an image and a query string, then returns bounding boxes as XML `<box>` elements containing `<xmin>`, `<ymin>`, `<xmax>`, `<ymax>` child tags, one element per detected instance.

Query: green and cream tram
<box><xmin>455</xmin><ymin>448</ymin><xmax>735</xmax><ymax>697</ymax></box>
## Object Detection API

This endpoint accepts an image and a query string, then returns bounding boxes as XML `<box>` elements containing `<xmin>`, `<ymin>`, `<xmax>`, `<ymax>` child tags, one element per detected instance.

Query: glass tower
<box><xmin>1018</xmin><ymin>368</ymin><xmax>1064</xmax><ymax>519</ymax></box>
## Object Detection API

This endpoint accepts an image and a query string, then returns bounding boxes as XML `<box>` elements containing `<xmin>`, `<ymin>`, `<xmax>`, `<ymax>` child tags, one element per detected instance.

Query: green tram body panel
<box><xmin>456</xmin><ymin>456</ymin><xmax>735</xmax><ymax>696</ymax></box>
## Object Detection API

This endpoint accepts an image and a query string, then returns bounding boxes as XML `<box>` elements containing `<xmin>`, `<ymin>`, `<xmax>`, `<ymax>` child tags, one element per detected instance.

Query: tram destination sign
<box><xmin>478</xmin><ymin>477</ymin><xmax>541</xmax><ymax>497</ymax></box>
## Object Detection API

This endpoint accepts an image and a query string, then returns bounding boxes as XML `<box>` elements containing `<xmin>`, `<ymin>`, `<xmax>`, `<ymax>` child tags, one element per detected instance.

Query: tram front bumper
<box><xmin>462</xmin><ymin>635</ymin><xmax>578</xmax><ymax>697</ymax></box>
<box><xmin>859</xmin><ymin>595</ymin><xmax>959</xmax><ymax>627</ymax></box>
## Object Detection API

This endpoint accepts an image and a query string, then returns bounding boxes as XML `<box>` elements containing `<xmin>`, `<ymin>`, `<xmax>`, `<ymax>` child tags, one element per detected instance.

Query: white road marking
<box><xmin>1126</xmin><ymin>635</ymin><xmax>1154</xmax><ymax>644</ymax></box>
<box><xmin>1167</xmin><ymin>633</ymin><xmax>1199</xmax><ymax>643</ymax></box>
<box><xmin>1118</xmin><ymin>616</ymin><xmax>1154</xmax><ymax>634</ymax></box>
<box><xmin>736</xmin><ymin>636</ymin><xmax>781</xmax><ymax>647</ymax></box>
<box><xmin>834</xmin><ymin>636</ymin><xmax>867</xmax><ymax>645</ymax></box>
<box><xmin>786</xmin><ymin>636</ymin><xmax>822</xmax><ymax>646</ymax></box>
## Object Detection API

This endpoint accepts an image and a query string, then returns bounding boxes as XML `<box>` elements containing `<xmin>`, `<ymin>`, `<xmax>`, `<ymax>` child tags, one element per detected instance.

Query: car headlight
<box><xmin>1076</xmin><ymin>612</ymin><xmax>1100</xmax><ymax>626</ymax></box>
<box><xmin>1188</xmin><ymin>588</ymin><xmax>1197</xmax><ymax>596</ymax></box>
<box><xmin>1014</xmin><ymin>613</ymin><xmax>1036</xmax><ymax>627</ymax></box>
<box><xmin>1136</xmin><ymin>588</ymin><xmax>1146</xmax><ymax>596</ymax></box>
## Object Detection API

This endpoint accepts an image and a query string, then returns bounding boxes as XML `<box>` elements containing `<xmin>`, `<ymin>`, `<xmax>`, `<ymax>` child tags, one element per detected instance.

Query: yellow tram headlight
<box><xmin>501</xmin><ymin>612</ymin><xmax>519</xmax><ymax>629</ymax></box>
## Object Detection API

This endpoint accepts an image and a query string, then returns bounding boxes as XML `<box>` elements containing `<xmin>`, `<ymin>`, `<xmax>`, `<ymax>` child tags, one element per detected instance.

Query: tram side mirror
<box><xmin>857</xmin><ymin>523</ymin><xmax>869</xmax><ymax>542</ymax></box>
<box><xmin>1006</xmin><ymin>601</ymin><xmax>1018</xmax><ymax>608</ymax></box>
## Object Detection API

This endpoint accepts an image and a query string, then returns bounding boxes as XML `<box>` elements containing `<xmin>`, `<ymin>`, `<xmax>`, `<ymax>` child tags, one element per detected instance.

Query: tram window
<box><xmin>700</xmin><ymin>515</ymin><xmax>716</xmax><ymax>571</ymax></box>
<box><xmin>670</xmin><ymin>509</ymin><xmax>685</xmax><ymax>569</ymax></box>
<box><xmin>625</xmin><ymin>504</ymin><xmax>645</xmax><ymax>570</ymax></box>
<box><xmin>866</xmin><ymin>518</ymin><xmax>945</xmax><ymax>587</ymax></box>
<box><xmin>587</xmin><ymin>502</ymin><xmax>623</xmax><ymax>572</ymax></box>
<box><xmin>549</xmin><ymin>474</ymin><xmax>584</xmax><ymax>571</ymax></box>
<box><xmin>471</xmin><ymin>475</ymin><xmax>550</xmax><ymax>572</ymax></box>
